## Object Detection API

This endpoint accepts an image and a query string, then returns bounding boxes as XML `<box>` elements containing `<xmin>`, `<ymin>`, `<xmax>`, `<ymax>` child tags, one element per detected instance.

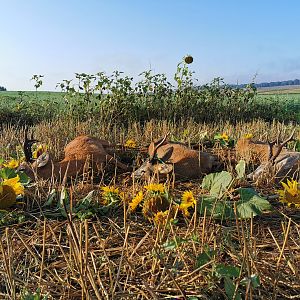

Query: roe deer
<box><xmin>132</xmin><ymin>134</ymin><xmax>217</xmax><ymax>180</ymax></box>
<box><xmin>236</xmin><ymin>137</ymin><xmax>287</xmax><ymax>163</ymax></box>
<box><xmin>245</xmin><ymin>129</ymin><xmax>300</xmax><ymax>182</ymax></box>
<box><xmin>19</xmin><ymin>130</ymin><xmax>128</xmax><ymax>180</ymax></box>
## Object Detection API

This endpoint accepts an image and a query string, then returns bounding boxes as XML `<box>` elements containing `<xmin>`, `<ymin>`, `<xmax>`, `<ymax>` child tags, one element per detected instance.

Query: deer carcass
<box><xmin>19</xmin><ymin>131</ymin><xmax>128</xmax><ymax>180</ymax></box>
<box><xmin>132</xmin><ymin>135</ymin><xmax>217</xmax><ymax>180</ymax></box>
<box><xmin>245</xmin><ymin>130</ymin><xmax>300</xmax><ymax>182</ymax></box>
<box><xmin>236</xmin><ymin>137</ymin><xmax>287</xmax><ymax>163</ymax></box>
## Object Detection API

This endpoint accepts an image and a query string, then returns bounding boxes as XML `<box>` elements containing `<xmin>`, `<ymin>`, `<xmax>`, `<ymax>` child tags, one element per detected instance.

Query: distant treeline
<box><xmin>234</xmin><ymin>79</ymin><xmax>300</xmax><ymax>89</ymax></box>
<box><xmin>0</xmin><ymin>86</ymin><xmax>6</xmax><ymax>91</ymax></box>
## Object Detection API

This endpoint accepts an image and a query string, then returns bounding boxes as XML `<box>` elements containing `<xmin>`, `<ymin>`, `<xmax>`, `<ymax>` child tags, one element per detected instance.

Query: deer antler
<box><xmin>149</xmin><ymin>132</ymin><xmax>169</xmax><ymax>161</ymax></box>
<box><xmin>23</xmin><ymin>127</ymin><xmax>38</xmax><ymax>162</ymax></box>
<box><xmin>268</xmin><ymin>128</ymin><xmax>296</xmax><ymax>164</ymax></box>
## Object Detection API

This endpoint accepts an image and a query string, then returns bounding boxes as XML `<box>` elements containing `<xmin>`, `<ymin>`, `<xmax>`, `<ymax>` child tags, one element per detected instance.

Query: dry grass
<box><xmin>0</xmin><ymin>118</ymin><xmax>300</xmax><ymax>299</ymax></box>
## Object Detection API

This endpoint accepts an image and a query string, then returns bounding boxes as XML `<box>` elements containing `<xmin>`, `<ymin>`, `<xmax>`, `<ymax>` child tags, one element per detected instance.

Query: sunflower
<box><xmin>32</xmin><ymin>144</ymin><xmax>48</xmax><ymax>159</ymax></box>
<box><xmin>142</xmin><ymin>195</ymin><xmax>170</xmax><ymax>219</ymax></box>
<box><xmin>101</xmin><ymin>186</ymin><xmax>120</xmax><ymax>205</ymax></box>
<box><xmin>0</xmin><ymin>176</ymin><xmax>24</xmax><ymax>209</ymax></box>
<box><xmin>125</xmin><ymin>139</ymin><xmax>137</xmax><ymax>148</ymax></box>
<box><xmin>243</xmin><ymin>133</ymin><xmax>253</xmax><ymax>139</ymax></box>
<box><xmin>2</xmin><ymin>176</ymin><xmax>24</xmax><ymax>195</ymax></box>
<box><xmin>153</xmin><ymin>210</ymin><xmax>169</xmax><ymax>225</ymax></box>
<box><xmin>181</xmin><ymin>190</ymin><xmax>196</xmax><ymax>206</ymax></box>
<box><xmin>101</xmin><ymin>186</ymin><xmax>119</xmax><ymax>194</ymax></box>
<box><xmin>221</xmin><ymin>133</ymin><xmax>229</xmax><ymax>142</ymax></box>
<box><xmin>184</xmin><ymin>55</ymin><xmax>193</xmax><ymax>64</ymax></box>
<box><xmin>277</xmin><ymin>179</ymin><xmax>300</xmax><ymax>208</ymax></box>
<box><xmin>3</xmin><ymin>159</ymin><xmax>20</xmax><ymax>169</ymax></box>
<box><xmin>129</xmin><ymin>191</ymin><xmax>144</xmax><ymax>211</ymax></box>
<box><xmin>144</xmin><ymin>183</ymin><xmax>165</xmax><ymax>194</ymax></box>
<box><xmin>179</xmin><ymin>190</ymin><xmax>196</xmax><ymax>217</ymax></box>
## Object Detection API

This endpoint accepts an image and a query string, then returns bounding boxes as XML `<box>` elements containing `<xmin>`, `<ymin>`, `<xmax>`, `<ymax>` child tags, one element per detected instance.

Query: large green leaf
<box><xmin>235</xmin><ymin>160</ymin><xmax>246</xmax><ymax>179</ymax></box>
<box><xmin>236</xmin><ymin>188</ymin><xmax>272</xmax><ymax>219</ymax></box>
<box><xmin>198</xmin><ymin>195</ymin><xmax>235</xmax><ymax>219</ymax></box>
<box><xmin>201</xmin><ymin>171</ymin><xmax>232</xmax><ymax>197</ymax></box>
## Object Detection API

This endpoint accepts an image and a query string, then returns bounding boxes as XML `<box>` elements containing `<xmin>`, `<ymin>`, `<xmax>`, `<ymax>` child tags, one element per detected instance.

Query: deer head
<box><xmin>132</xmin><ymin>134</ymin><xmax>216</xmax><ymax>180</ymax></box>
<box><xmin>132</xmin><ymin>134</ymin><xmax>173</xmax><ymax>179</ymax></box>
<box><xmin>248</xmin><ymin>129</ymin><xmax>297</xmax><ymax>182</ymax></box>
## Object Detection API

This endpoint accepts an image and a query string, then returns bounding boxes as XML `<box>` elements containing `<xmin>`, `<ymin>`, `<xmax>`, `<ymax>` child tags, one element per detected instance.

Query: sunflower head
<box><xmin>277</xmin><ymin>179</ymin><xmax>300</xmax><ymax>208</ymax></box>
<box><xmin>129</xmin><ymin>191</ymin><xmax>144</xmax><ymax>211</ymax></box>
<box><xmin>179</xmin><ymin>190</ymin><xmax>196</xmax><ymax>217</ymax></box>
<box><xmin>125</xmin><ymin>139</ymin><xmax>137</xmax><ymax>148</ymax></box>
<box><xmin>221</xmin><ymin>133</ymin><xmax>229</xmax><ymax>142</ymax></box>
<box><xmin>3</xmin><ymin>159</ymin><xmax>20</xmax><ymax>169</ymax></box>
<box><xmin>101</xmin><ymin>186</ymin><xmax>121</xmax><ymax>205</ymax></box>
<box><xmin>184</xmin><ymin>55</ymin><xmax>193</xmax><ymax>64</ymax></box>
<box><xmin>153</xmin><ymin>210</ymin><xmax>170</xmax><ymax>225</ymax></box>
<box><xmin>32</xmin><ymin>144</ymin><xmax>48</xmax><ymax>159</ymax></box>
<box><xmin>144</xmin><ymin>183</ymin><xmax>165</xmax><ymax>194</ymax></box>
<box><xmin>243</xmin><ymin>133</ymin><xmax>253</xmax><ymax>139</ymax></box>
<box><xmin>142</xmin><ymin>195</ymin><xmax>170</xmax><ymax>219</ymax></box>
<box><xmin>0</xmin><ymin>175</ymin><xmax>24</xmax><ymax>209</ymax></box>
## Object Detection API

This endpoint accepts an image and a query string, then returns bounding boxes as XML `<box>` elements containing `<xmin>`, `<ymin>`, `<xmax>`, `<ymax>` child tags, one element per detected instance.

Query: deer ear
<box><xmin>157</xmin><ymin>163</ymin><xmax>173</xmax><ymax>174</ymax></box>
<box><xmin>36</xmin><ymin>152</ymin><xmax>50</xmax><ymax>168</ymax></box>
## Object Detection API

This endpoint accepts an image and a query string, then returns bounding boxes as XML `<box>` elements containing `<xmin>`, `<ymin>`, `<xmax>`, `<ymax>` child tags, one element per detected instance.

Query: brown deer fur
<box><xmin>132</xmin><ymin>135</ymin><xmax>217</xmax><ymax>180</ymax></box>
<box><xmin>236</xmin><ymin>138</ymin><xmax>286</xmax><ymax>162</ymax></box>
<box><xmin>20</xmin><ymin>135</ymin><xmax>128</xmax><ymax>180</ymax></box>
<box><xmin>237</xmin><ymin>130</ymin><xmax>299</xmax><ymax>182</ymax></box>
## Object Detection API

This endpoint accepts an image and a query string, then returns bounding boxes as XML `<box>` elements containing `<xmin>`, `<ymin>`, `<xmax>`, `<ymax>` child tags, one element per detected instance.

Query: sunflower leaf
<box><xmin>236</xmin><ymin>188</ymin><xmax>272</xmax><ymax>219</ymax></box>
<box><xmin>201</xmin><ymin>171</ymin><xmax>232</xmax><ymax>197</ymax></box>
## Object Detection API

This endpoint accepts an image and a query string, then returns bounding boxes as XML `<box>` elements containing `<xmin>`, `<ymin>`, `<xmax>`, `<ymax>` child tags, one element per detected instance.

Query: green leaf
<box><xmin>162</xmin><ymin>237</ymin><xmax>186</xmax><ymax>251</ymax></box>
<box><xmin>18</xmin><ymin>172</ymin><xmax>30</xmax><ymax>185</ymax></box>
<box><xmin>236</xmin><ymin>188</ymin><xmax>272</xmax><ymax>219</ymax></box>
<box><xmin>198</xmin><ymin>195</ymin><xmax>235</xmax><ymax>219</ymax></box>
<box><xmin>196</xmin><ymin>248</ymin><xmax>216</xmax><ymax>268</ymax></box>
<box><xmin>224</xmin><ymin>277</ymin><xmax>242</xmax><ymax>300</ymax></box>
<box><xmin>215</xmin><ymin>264</ymin><xmax>240</xmax><ymax>278</ymax></box>
<box><xmin>240</xmin><ymin>274</ymin><xmax>260</xmax><ymax>289</ymax></box>
<box><xmin>43</xmin><ymin>189</ymin><xmax>57</xmax><ymax>207</ymax></box>
<box><xmin>201</xmin><ymin>171</ymin><xmax>232</xmax><ymax>197</ymax></box>
<box><xmin>0</xmin><ymin>167</ymin><xmax>17</xmax><ymax>179</ymax></box>
<box><xmin>58</xmin><ymin>188</ymin><xmax>69</xmax><ymax>217</ymax></box>
<box><xmin>235</xmin><ymin>160</ymin><xmax>246</xmax><ymax>179</ymax></box>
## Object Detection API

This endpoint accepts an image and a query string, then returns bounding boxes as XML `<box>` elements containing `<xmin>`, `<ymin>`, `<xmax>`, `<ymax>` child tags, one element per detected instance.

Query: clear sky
<box><xmin>1</xmin><ymin>0</ymin><xmax>300</xmax><ymax>91</ymax></box>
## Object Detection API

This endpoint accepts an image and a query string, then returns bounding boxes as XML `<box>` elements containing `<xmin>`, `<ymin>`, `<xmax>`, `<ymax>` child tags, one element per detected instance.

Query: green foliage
<box><xmin>235</xmin><ymin>160</ymin><xmax>246</xmax><ymax>179</ymax></box>
<box><xmin>0</xmin><ymin>210</ymin><xmax>25</xmax><ymax>226</ymax></box>
<box><xmin>21</xmin><ymin>288</ymin><xmax>48</xmax><ymax>300</ymax></box>
<box><xmin>201</xmin><ymin>171</ymin><xmax>233</xmax><ymax>197</ymax></box>
<box><xmin>42</xmin><ymin>188</ymin><xmax>120</xmax><ymax>220</ymax></box>
<box><xmin>0</xmin><ymin>167</ymin><xmax>30</xmax><ymax>185</ymax></box>
<box><xmin>196</xmin><ymin>247</ymin><xmax>216</xmax><ymax>268</ymax></box>
<box><xmin>162</xmin><ymin>236</ymin><xmax>188</xmax><ymax>251</ymax></box>
<box><xmin>31</xmin><ymin>75</ymin><xmax>44</xmax><ymax>91</ymax></box>
<box><xmin>236</xmin><ymin>188</ymin><xmax>272</xmax><ymax>218</ymax></box>
<box><xmin>215</xmin><ymin>264</ymin><xmax>240</xmax><ymax>278</ymax></box>
<box><xmin>199</xmin><ymin>167</ymin><xmax>271</xmax><ymax>220</ymax></box>
<box><xmin>2</xmin><ymin>56</ymin><xmax>298</xmax><ymax>126</ymax></box>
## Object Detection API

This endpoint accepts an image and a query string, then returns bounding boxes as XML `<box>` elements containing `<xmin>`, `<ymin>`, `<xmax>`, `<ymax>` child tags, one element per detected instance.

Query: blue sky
<box><xmin>1</xmin><ymin>0</ymin><xmax>300</xmax><ymax>90</ymax></box>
